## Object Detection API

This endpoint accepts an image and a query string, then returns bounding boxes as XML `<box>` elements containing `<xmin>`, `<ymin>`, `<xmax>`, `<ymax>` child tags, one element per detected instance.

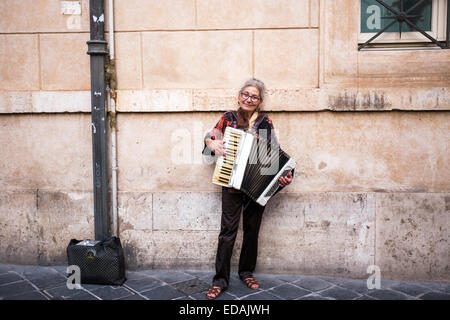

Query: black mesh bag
<box><xmin>67</xmin><ymin>237</ymin><xmax>126</xmax><ymax>286</ymax></box>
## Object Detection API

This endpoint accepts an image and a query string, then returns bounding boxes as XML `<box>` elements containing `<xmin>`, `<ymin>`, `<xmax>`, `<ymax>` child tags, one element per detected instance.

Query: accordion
<box><xmin>212</xmin><ymin>127</ymin><xmax>296</xmax><ymax>206</ymax></box>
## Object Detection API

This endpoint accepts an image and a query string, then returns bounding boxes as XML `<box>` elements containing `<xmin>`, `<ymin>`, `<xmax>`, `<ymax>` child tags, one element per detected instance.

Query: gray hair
<box><xmin>239</xmin><ymin>78</ymin><xmax>266</xmax><ymax>102</ymax></box>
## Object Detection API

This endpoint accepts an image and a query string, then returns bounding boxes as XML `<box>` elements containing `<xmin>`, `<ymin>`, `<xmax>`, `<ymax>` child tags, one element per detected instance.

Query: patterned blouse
<box><xmin>202</xmin><ymin>110</ymin><xmax>279</xmax><ymax>156</ymax></box>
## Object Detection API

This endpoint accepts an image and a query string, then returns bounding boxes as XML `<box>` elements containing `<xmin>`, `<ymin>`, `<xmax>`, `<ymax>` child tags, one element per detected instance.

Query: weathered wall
<box><xmin>0</xmin><ymin>0</ymin><xmax>448</xmax><ymax>281</ymax></box>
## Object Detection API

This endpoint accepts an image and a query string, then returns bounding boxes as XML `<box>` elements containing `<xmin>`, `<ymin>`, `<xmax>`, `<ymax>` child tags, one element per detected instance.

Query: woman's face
<box><xmin>238</xmin><ymin>86</ymin><xmax>261</xmax><ymax>113</ymax></box>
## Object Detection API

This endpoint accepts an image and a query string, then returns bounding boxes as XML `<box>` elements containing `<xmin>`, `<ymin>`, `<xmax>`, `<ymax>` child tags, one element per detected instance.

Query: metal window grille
<box><xmin>359</xmin><ymin>0</ymin><xmax>450</xmax><ymax>50</ymax></box>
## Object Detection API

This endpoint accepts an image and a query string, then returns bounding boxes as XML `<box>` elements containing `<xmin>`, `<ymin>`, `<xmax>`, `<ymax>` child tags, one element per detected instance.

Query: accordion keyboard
<box><xmin>212</xmin><ymin>128</ymin><xmax>243</xmax><ymax>187</ymax></box>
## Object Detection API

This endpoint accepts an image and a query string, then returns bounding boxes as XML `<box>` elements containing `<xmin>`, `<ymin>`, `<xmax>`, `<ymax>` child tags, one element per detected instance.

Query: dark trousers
<box><xmin>212</xmin><ymin>188</ymin><xmax>265</xmax><ymax>290</ymax></box>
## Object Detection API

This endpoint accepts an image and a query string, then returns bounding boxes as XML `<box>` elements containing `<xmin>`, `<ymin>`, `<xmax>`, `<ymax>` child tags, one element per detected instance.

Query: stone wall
<box><xmin>0</xmin><ymin>0</ymin><xmax>448</xmax><ymax>281</ymax></box>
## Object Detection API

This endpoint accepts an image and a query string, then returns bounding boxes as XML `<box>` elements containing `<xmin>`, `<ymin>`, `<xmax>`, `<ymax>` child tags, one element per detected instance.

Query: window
<box><xmin>359</xmin><ymin>0</ymin><xmax>449</xmax><ymax>50</ymax></box>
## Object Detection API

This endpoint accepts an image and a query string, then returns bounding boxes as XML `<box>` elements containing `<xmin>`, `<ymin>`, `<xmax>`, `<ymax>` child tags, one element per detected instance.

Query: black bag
<box><xmin>67</xmin><ymin>236</ymin><xmax>126</xmax><ymax>286</ymax></box>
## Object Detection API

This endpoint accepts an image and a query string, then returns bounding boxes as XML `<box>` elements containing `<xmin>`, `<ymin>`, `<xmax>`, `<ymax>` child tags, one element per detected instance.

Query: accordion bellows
<box><xmin>212</xmin><ymin>127</ymin><xmax>296</xmax><ymax>206</ymax></box>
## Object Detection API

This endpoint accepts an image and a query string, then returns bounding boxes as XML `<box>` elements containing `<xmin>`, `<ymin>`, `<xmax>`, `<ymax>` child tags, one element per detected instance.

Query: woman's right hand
<box><xmin>206</xmin><ymin>139</ymin><xmax>226</xmax><ymax>157</ymax></box>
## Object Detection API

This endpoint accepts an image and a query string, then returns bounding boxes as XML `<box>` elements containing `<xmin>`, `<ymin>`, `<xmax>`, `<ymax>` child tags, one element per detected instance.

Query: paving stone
<box><xmin>318</xmin><ymin>276</ymin><xmax>347</xmax><ymax>285</ymax></box>
<box><xmin>366</xmin><ymin>289</ymin><xmax>408</xmax><ymax>300</ymax></box>
<box><xmin>44</xmin><ymin>284</ymin><xmax>86</xmax><ymax>299</ymax></box>
<box><xmin>22</xmin><ymin>267</ymin><xmax>67</xmax><ymax>290</ymax></box>
<box><xmin>79</xmin><ymin>283</ymin><xmax>110</xmax><ymax>291</ymax></box>
<box><xmin>253</xmin><ymin>275</ymin><xmax>285</xmax><ymax>290</ymax></box>
<box><xmin>294</xmin><ymin>277</ymin><xmax>333</xmax><ymax>292</ymax></box>
<box><xmin>184</xmin><ymin>270</ymin><xmax>215</xmax><ymax>281</ymax></box>
<box><xmin>123</xmin><ymin>277</ymin><xmax>164</xmax><ymax>293</ymax></box>
<box><xmin>88</xmin><ymin>286</ymin><xmax>133</xmax><ymax>300</ymax></box>
<box><xmin>65</xmin><ymin>290</ymin><xmax>99</xmax><ymax>300</ymax></box>
<box><xmin>0</xmin><ymin>265</ymin><xmax>13</xmax><ymax>274</ymax></box>
<box><xmin>225</xmin><ymin>279</ymin><xmax>259</xmax><ymax>298</ymax></box>
<box><xmin>318</xmin><ymin>286</ymin><xmax>361</xmax><ymax>300</ymax></box>
<box><xmin>141</xmin><ymin>285</ymin><xmax>186</xmax><ymax>300</ymax></box>
<box><xmin>274</xmin><ymin>274</ymin><xmax>307</xmax><ymax>283</ymax></box>
<box><xmin>4</xmin><ymin>291</ymin><xmax>49</xmax><ymax>300</ymax></box>
<box><xmin>125</xmin><ymin>271</ymin><xmax>151</xmax><ymax>281</ymax></box>
<box><xmin>0</xmin><ymin>272</ymin><xmax>23</xmax><ymax>285</ymax></box>
<box><xmin>27</xmin><ymin>275</ymin><xmax>67</xmax><ymax>290</ymax></box>
<box><xmin>335</xmin><ymin>279</ymin><xmax>371</xmax><ymax>294</ymax></box>
<box><xmin>380</xmin><ymin>279</ymin><xmax>402</xmax><ymax>289</ymax></box>
<box><xmin>118</xmin><ymin>294</ymin><xmax>148</xmax><ymax>300</ymax></box>
<box><xmin>416</xmin><ymin>281</ymin><xmax>450</xmax><ymax>294</ymax></box>
<box><xmin>51</xmin><ymin>266</ymin><xmax>70</xmax><ymax>277</ymax></box>
<box><xmin>419</xmin><ymin>292</ymin><xmax>450</xmax><ymax>300</ymax></box>
<box><xmin>145</xmin><ymin>270</ymin><xmax>195</xmax><ymax>284</ymax></box>
<box><xmin>0</xmin><ymin>281</ymin><xmax>37</xmax><ymax>298</ymax></box>
<box><xmin>355</xmin><ymin>295</ymin><xmax>378</xmax><ymax>300</ymax></box>
<box><xmin>171</xmin><ymin>278</ymin><xmax>210</xmax><ymax>295</ymax></box>
<box><xmin>297</xmin><ymin>294</ymin><xmax>332</xmax><ymax>300</ymax></box>
<box><xmin>242</xmin><ymin>291</ymin><xmax>283</xmax><ymax>300</ymax></box>
<box><xmin>190</xmin><ymin>291</ymin><xmax>237</xmax><ymax>300</ymax></box>
<box><xmin>389</xmin><ymin>283</ymin><xmax>431</xmax><ymax>297</ymax></box>
<box><xmin>173</xmin><ymin>295</ymin><xmax>195</xmax><ymax>300</ymax></box>
<box><xmin>268</xmin><ymin>284</ymin><xmax>310</xmax><ymax>300</ymax></box>
<box><xmin>23</xmin><ymin>266</ymin><xmax>59</xmax><ymax>279</ymax></box>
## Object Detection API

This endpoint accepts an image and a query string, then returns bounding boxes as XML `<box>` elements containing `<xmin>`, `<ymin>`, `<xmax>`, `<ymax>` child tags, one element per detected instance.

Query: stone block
<box><xmin>267</xmin><ymin>111</ymin><xmax>450</xmax><ymax>193</ymax></box>
<box><xmin>114</xmin><ymin>0</ymin><xmax>195</xmax><ymax>31</ymax></box>
<box><xmin>120</xmin><ymin>230</ymin><xmax>218</xmax><ymax>270</ymax></box>
<box><xmin>193</xmin><ymin>89</ymin><xmax>240</xmax><ymax>112</ymax></box>
<box><xmin>115</xmin><ymin>32</ymin><xmax>142</xmax><ymax>90</ymax></box>
<box><xmin>116</xmin><ymin>113</ymin><xmax>221</xmax><ymax>192</ymax></box>
<box><xmin>118</xmin><ymin>192</ymin><xmax>153</xmax><ymax>232</ymax></box>
<box><xmin>141</xmin><ymin>31</ymin><xmax>252</xmax><ymax>89</ymax></box>
<box><xmin>254</xmin><ymin>29</ymin><xmax>319</xmax><ymax>88</ymax></box>
<box><xmin>153</xmin><ymin>192</ymin><xmax>221</xmax><ymax>231</ymax></box>
<box><xmin>40</xmin><ymin>33</ymin><xmax>90</xmax><ymax>90</ymax></box>
<box><xmin>0</xmin><ymin>0</ymin><xmax>90</xmax><ymax>33</ymax></box>
<box><xmin>258</xmin><ymin>192</ymin><xmax>375</xmax><ymax>277</ymax></box>
<box><xmin>358</xmin><ymin>50</ymin><xmax>450</xmax><ymax>85</ymax></box>
<box><xmin>0</xmin><ymin>190</ymin><xmax>39</xmax><ymax>265</ymax></box>
<box><xmin>310</xmin><ymin>0</ymin><xmax>320</xmax><ymax>28</ymax></box>
<box><xmin>36</xmin><ymin>190</ymin><xmax>94</xmax><ymax>264</ymax></box>
<box><xmin>321</xmin><ymin>0</ymin><xmax>359</xmax><ymax>84</ymax></box>
<box><xmin>0</xmin><ymin>114</ymin><xmax>93</xmax><ymax>191</ymax></box>
<box><xmin>376</xmin><ymin>193</ymin><xmax>449</xmax><ymax>281</ymax></box>
<box><xmin>0</xmin><ymin>34</ymin><xmax>39</xmax><ymax>91</ymax></box>
<box><xmin>196</xmin><ymin>0</ymin><xmax>309</xmax><ymax>29</ymax></box>
<box><xmin>0</xmin><ymin>92</ymin><xmax>33</xmax><ymax>113</ymax></box>
<box><xmin>32</xmin><ymin>91</ymin><xmax>91</xmax><ymax>113</ymax></box>
<box><xmin>116</xmin><ymin>90</ymin><xmax>193</xmax><ymax>112</ymax></box>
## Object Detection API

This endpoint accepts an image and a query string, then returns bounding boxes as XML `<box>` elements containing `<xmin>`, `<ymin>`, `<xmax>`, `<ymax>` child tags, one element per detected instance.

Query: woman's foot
<box><xmin>206</xmin><ymin>286</ymin><xmax>222</xmax><ymax>299</ymax></box>
<box><xmin>243</xmin><ymin>277</ymin><xmax>260</xmax><ymax>290</ymax></box>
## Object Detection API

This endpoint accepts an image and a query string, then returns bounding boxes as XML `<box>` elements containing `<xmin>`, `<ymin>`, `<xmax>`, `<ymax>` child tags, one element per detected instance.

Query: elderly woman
<box><xmin>202</xmin><ymin>78</ymin><xmax>293</xmax><ymax>299</ymax></box>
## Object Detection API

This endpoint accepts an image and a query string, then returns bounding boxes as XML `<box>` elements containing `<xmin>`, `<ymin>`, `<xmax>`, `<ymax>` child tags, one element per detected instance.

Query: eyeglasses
<box><xmin>240</xmin><ymin>91</ymin><xmax>261</xmax><ymax>103</ymax></box>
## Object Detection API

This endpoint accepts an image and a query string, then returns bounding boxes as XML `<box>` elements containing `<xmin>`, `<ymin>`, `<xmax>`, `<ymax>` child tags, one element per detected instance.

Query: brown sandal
<box><xmin>206</xmin><ymin>286</ymin><xmax>222</xmax><ymax>299</ymax></box>
<box><xmin>243</xmin><ymin>277</ymin><xmax>260</xmax><ymax>290</ymax></box>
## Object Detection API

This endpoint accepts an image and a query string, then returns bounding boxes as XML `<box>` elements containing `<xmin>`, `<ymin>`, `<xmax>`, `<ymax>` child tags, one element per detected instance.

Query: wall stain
<box><xmin>328</xmin><ymin>91</ymin><xmax>392</xmax><ymax>110</ymax></box>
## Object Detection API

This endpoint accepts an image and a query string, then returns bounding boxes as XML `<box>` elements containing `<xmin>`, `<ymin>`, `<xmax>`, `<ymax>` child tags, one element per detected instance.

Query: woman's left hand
<box><xmin>278</xmin><ymin>171</ymin><xmax>293</xmax><ymax>187</ymax></box>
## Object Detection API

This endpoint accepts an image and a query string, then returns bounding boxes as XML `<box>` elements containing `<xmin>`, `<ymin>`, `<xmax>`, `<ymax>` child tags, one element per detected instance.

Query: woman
<box><xmin>202</xmin><ymin>78</ymin><xmax>293</xmax><ymax>299</ymax></box>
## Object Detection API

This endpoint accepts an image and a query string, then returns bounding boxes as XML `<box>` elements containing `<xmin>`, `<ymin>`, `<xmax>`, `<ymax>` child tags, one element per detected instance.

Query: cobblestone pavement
<box><xmin>0</xmin><ymin>264</ymin><xmax>449</xmax><ymax>300</ymax></box>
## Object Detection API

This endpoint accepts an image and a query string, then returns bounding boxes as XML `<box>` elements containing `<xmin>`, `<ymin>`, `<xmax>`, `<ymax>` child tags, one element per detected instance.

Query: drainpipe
<box><xmin>87</xmin><ymin>0</ymin><xmax>110</xmax><ymax>240</ymax></box>
<box><xmin>107</xmin><ymin>0</ymin><xmax>119</xmax><ymax>237</ymax></box>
